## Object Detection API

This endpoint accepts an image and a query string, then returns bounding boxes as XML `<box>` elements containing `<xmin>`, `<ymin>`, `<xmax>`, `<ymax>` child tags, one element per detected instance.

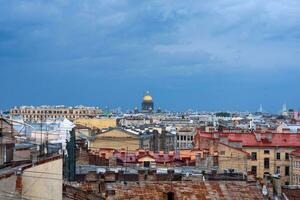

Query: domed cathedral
<box><xmin>142</xmin><ymin>91</ymin><xmax>154</xmax><ymax>112</ymax></box>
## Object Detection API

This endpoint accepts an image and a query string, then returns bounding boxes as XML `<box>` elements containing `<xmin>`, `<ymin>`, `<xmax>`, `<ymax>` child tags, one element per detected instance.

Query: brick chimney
<box><xmin>254</xmin><ymin>132</ymin><xmax>261</xmax><ymax>142</ymax></box>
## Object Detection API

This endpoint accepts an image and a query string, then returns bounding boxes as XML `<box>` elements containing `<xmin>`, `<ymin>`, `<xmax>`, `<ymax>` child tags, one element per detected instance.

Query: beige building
<box><xmin>290</xmin><ymin>149</ymin><xmax>300</xmax><ymax>185</ymax></box>
<box><xmin>194</xmin><ymin>135</ymin><xmax>249</xmax><ymax>173</ymax></box>
<box><xmin>75</xmin><ymin>118</ymin><xmax>117</xmax><ymax>130</ymax></box>
<box><xmin>10</xmin><ymin>105</ymin><xmax>101</xmax><ymax>122</ymax></box>
<box><xmin>176</xmin><ymin>127</ymin><xmax>195</xmax><ymax>149</ymax></box>
<box><xmin>21</xmin><ymin>156</ymin><xmax>63</xmax><ymax>200</ymax></box>
<box><xmin>196</xmin><ymin>131</ymin><xmax>300</xmax><ymax>186</ymax></box>
<box><xmin>89</xmin><ymin>128</ymin><xmax>140</xmax><ymax>151</ymax></box>
<box><xmin>246</xmin><ymin>147</ymin><xmax>293</xmax><ymax>185</ymax></box>
<box><xmin>218</xmin><ymin>143</ymin><xmax>248</xmax><ymax>173</ymax></box>
<box><xmin>0</xmin><ymin>155</ymin><xmax>63</xmax><ymax>200</ymax></box>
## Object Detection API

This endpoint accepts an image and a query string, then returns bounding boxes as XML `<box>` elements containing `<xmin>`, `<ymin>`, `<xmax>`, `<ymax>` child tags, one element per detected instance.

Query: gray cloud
<box><xmin>0</xmin><ymin>0</ymin><xmax>299</xmax><ymax>77</ymax></box>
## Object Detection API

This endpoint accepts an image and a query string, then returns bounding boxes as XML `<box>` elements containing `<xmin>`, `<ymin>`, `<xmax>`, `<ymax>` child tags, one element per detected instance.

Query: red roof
<box><xmin>291</xmin><ymin>149</ymin><xmax>300</xmax><ymax>157</ymax></box>
<box><xmin>198</xmin><ymin>132</ymin><xmax>300</xmax><ymax>147</ymax></box>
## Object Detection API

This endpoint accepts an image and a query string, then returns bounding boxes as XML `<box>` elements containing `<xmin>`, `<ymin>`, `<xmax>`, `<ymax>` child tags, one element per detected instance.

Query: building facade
<box><xmin>195</xmin><ymin>131</ymin><xmax>300</xmax><ymax>186</ymax></box>
<box><xmin>10</xmin><ymin>105</ymin><xmax>101</xmax><ymax>122</ymax></box>
<box><xmin>0</xmin><ymin>117</ymin><xmax>15</xmax><ymax>165</ymax></box>
<box><xmin>290</xmin><ymin>150</ymin><xmax>300</xmax><ymax>185</ymax></box>
<box><xmin>139</xmin><ymin>129</ymin><xmax>176</xmax><ymax>153</ymax></box>
<box><xmin>75</xmin><ymin>118</ymin><xmax>116</xmax><ymax>130</ymax></box>
<box><xmin>89</xmin><ymin>128</ymin><xmax>140</xmax><ymax>152</ymax></box>
<box><xmin>176</xmin><ymin>127</ymin><xmax>195</xmax><ymax>149</ymax></box>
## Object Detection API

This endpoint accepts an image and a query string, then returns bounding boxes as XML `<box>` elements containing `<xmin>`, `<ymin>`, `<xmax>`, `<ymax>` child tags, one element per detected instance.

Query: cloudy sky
<box><xmin>0</xmin><ymin>0</ymin><xmax>299</xmax><ymax>112</ymax></box>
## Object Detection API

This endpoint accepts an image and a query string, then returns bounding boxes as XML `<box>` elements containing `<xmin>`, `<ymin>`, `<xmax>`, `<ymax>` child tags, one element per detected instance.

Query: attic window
<box><xmin>264</xmin><ymin>150</ymin><xmax>270</xmax><ymax>154</ymax></box>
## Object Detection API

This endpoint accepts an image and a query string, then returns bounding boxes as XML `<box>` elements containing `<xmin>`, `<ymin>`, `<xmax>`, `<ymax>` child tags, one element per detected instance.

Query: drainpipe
<box><xmin>15</xmin><ymin>169</ymin><xmax>23</xmax><ymax>195</ymax></box>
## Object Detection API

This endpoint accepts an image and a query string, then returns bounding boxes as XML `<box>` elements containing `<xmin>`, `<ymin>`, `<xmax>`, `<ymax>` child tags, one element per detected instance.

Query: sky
<box><xmin>0</xmin><ymin>0</ymin><xmax>300</xmax><ymax>112</ymax></box>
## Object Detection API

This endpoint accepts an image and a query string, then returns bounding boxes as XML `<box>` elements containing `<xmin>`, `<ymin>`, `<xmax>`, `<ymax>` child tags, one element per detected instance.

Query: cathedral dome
<box><xmin>142</xmin><ymin>91</ymin><xmax>154</xmax><ymax>112</ymax></box>
<box><xmin>143</xmin><ymin>95</ymin><xmax>153</xmax><ymax>102</ymax></box>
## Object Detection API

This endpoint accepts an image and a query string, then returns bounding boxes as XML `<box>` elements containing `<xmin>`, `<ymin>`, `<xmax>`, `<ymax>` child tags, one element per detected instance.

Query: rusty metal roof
<box><xmin>106</xmin><ymin>181</ymin><xmax>264</xmax><ymax>200</ymax></box>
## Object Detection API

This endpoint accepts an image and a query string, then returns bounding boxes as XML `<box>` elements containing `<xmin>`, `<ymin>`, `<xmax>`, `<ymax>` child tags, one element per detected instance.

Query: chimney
<box><xmin>266</xmin><ymin>133</ymin><xmax>273</xmax><ymax>142</ymax></box>
<box><xmin>256</xmin><ymin>128</ymin><xmax>262</xmax><ymax>133</ymax></box>
<box><xmin>101</xmin><ymin>153</ymin><xmax>106</xmax><ymax>159</ymax></box>
<box><xmin>213</xmin><ymin>132</ymin><xmax>219</xmax><ymax>139</ymax></box>
<box><xmin>254</xmin><ymin>132</ymin><xmax>261</xmax><ymax>142</ymax></box>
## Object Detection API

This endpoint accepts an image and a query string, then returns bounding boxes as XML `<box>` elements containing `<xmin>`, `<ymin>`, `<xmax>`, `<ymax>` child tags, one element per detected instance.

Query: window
<box><xmin>181</xmin><ymin>136</ymin><xmax>183</xmax><ymax>140</ymax></box>
<box><xmin>264</xmin><ymin>150</ymin><xmax>270</xmax><ymax>154</ymax></box>
<box><xmin>285</xmin><ymin>153</ymin><xmax>289</xmax><ymax>160</ymax></box>
<box><xmin>220</xmin><ymin>151</ymin><xmax>225</xmax><ymax>155</ymax></box>
<box><xmin>251</xmin><ymin>152</ymin><xmax>257</xmax><ymax>160</ymax></box>
<box><xmin>251</xmin><ymin>166</ymin><xmax>257</xmax><ymax>175</ymax></box>
<box><xmin>276</xmin><ymin>166</ymin><xmax>280</xmax><ymax>174</ymax></box>
<box><xmin>285</xmin><ymin>181</ymin><xmax>289</xmax><ymax>186</ymax></box>
<box><xmin>264</xmin><ymin>158</ymin><xmax>270</xmax><ymax>169</ymax></box>
<box><xmin>191</xmin><ymin>136</ymin><xmax>193</xmax><ymax>141</ymax></box>
<box><xmin>285</xmin><ymin>166</ymin><xmax>290</xmax><ymax>176</ymax></box>
<box><xmin>177</xmin><ymin>135</ymin><xmax>179</xmax><ymax>140</ymax></box>
<box><xmin>276</xmin><ymin>152</ymin><xmax>281</xmax><ymax>160</ymax></box>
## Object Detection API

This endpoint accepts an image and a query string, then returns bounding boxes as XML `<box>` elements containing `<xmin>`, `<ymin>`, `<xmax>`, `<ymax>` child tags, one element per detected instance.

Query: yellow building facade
<box><xmin>89</xmin><ymin>129</ymin><xmax>139</xmax><ymax>151</ymax></box>
<box><xmin>290</xmin><ymin>150</ymin><xmax>300</xmax><ymax>185</ymax></box>
<box><xmin>218</xmin><ymin>143</ymin><xmax>248</xmax><ymax>173</ymax></box>
<box><xmin>245</xmin><ymin>147</ymin><xmax>293</xmax><ymax>185</ymax></box>
<box><xmin>75</xmin><ymin>118</ymin><xmax>117</xmax><ymax>129</ymax></box>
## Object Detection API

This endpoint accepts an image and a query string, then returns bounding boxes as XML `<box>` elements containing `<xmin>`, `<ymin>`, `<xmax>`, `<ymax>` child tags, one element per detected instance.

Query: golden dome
<box><xmin>143</xmin><ymin>95</ymin><xmax>153</xmax><ymax>101</ymax></box>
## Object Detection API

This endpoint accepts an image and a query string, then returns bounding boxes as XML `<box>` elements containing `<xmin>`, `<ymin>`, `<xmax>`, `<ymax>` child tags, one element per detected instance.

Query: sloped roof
<box><xmin>109</xmin><ymin>181</ymin><xmax>264</xmax><ymax>199</ymax></box>
<box><xmin>97</xmin><ymin>128</ymin><xmax>139</xmax><ymax>138</ymax></box>
<box><xmin>198</xmin><ymin>132</ymin><xmax>300</xmax><ymax>147</ymax></box>
<box><xmin>291</xmin><ymin>149</ymin><xmax>300</xmax><ymax>157</ymax></box>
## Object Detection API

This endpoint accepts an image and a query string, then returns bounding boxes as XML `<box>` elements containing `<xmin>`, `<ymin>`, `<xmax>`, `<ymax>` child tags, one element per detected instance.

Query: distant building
<box><xmin>290</xmin><ymin>149</ymin><xmax>300</xmax><ymax>185</ymax></box>
<box><xmin>89</xmin><ymin>128</ymin><xmax>140</xmax><ymax>151</ymax></box>
<box><xmin>75</xmin><ymin>118</ymin><xmax>117</xmax><ymax>130</ymax></box>
<box><xmin>119</xmin><ymin>114</ymin><xmax>152</xmax><ymax>127</ymax></box>
<box><xmin>10</xmin><ymin>105</ymin><xmax>101</xmax><ymax>122</ymax></box>
<box><xmin>141</xmin><ymin>91</ymin><xmax>154</xmax><ymax>112</ymax></box>
<box><xmin>139</xmin><ymin>129</ymin><xmax>176</xmax><ymax>153</ymax></box>
<box><xmin>176</xmin><ymin>127</ymin><xmax>195</xmax><ymax>149</ymax></box>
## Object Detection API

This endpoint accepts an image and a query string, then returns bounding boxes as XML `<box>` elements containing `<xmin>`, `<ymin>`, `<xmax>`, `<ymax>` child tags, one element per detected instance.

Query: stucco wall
<box><xmin>22</xmin><ymin>158</ymin><xmax>63</xmax><ymax>200</ymax></box>
<box><xmin>75</xmin><ymin>118</ymin><xmax>116</xmax><ymax>129</ymax></box>
<box><xmin>0</xmin><ymin>174</ymin><xmax>18</xmax><ymax>198</ymax></box>
<box><xmin>218</xmin><ymin>143</ymin><xmax>248</xmax><ymax>173</ymax></box>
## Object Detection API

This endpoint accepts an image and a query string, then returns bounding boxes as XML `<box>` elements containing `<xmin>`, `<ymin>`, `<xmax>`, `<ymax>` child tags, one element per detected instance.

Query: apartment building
<box><xmin>10</xmin><ymin>105</ymin><xmax>101</xmax><ymax>122</ymax></box>
<box><xmin>290</xmin><ymin>149</ymin><xmax>300</xmax><ymax>185</ymax></box>
<box><xmin>176</xmin><ymin>127</ymin><xmax>195</xmax><ymax>149</ymax></box>
<box><xmin>195</xmin><ymin>131</ymin><xmax>300</xmax><ymax>186</ymax></box>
